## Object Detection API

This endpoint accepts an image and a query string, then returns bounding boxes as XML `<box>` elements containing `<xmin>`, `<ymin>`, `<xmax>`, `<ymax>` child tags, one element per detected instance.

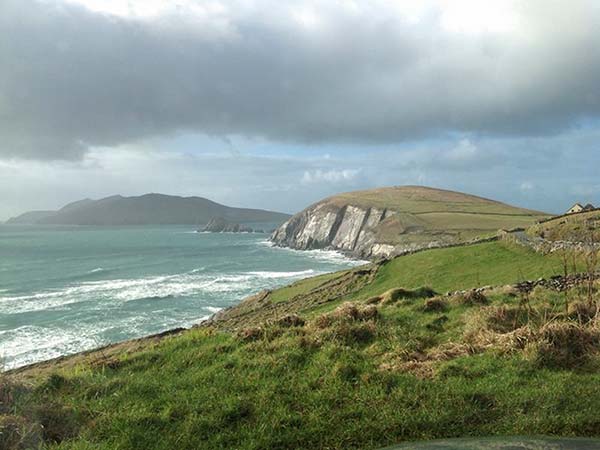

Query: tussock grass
<box><xmin>525</xmin><ymin>322</ymin><xmax>600</xmax><ymax>369</ymax></box>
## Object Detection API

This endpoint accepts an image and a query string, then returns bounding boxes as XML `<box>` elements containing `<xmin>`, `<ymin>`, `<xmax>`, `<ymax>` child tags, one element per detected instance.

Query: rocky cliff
<box><xmin>202</xmin><ymin>217</ymin><xmax>256</xmax><ymax>233</ymax></box>
<box><xmin>270</xmin><ymin>186</ymin><xmax>548</xmax><ymax>259</ymax></box>
<box><xmin>270</xmin><ymin>202</ymin><xmax>408</xmax><ymax>258</ymax></box>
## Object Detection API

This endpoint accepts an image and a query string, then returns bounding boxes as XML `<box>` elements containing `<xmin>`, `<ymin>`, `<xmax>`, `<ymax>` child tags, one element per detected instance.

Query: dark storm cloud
<box><xmin>2</xmin><ymin>0</ymin><xmax>600</xmax><ymax>159</ymax></box>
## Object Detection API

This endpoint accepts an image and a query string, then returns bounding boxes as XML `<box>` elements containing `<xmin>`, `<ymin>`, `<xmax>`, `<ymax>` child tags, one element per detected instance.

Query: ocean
<box><xmin>0</xmin><ymin>225</ymin><xmax>363</xmax><ymax>369</ymax></box>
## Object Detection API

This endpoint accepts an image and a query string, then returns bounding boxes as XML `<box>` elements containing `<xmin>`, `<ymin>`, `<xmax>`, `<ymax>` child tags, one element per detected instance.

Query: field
<box><xmin>6</xmin><ymin>240</ymin><xmax>600</xmax><ymax>450</ymax></box>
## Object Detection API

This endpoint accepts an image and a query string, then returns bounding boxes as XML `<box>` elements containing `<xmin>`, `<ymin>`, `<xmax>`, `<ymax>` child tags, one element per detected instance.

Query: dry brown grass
<box><xmin>312</xmin><ymin>303</ymin><xmax>380</xmax><ymax>345</ymax></box>
<box><xmin>422</xmin><ymin>297</ymin><xmax>448</xmax><ymax>313</ymax></box>
<box><xmin>0</xmin><ymin>414</ymin><xmax>42</xmax><ymax>450</ymax></box>
<box><xmin>379</xmin><ymin>342</ymin><xmax>477</xmax><ymax>378</ymax></box>
<box><xmin>236</xmin><ymin>326</ymin><xmax>265</xmax><ymax>342</ymax></box>
<box><xmin>524</xmin><ymin>321</ymin><xmax>600</xmax><ymax>369</ymax></box>
<box><xmin>568</xmin><ymin>301</ymin><xmax>598</xmax><ymax>324</ymax></box>
<box><xmin>314</xmin><ymin>303</ymin><xmax>379</xmax><ymax>329</ymax></box>
<box><xmin>276</xmin><ymin>314</ymin><xmax>306</xmax><ymax>328</ymax></box>
<box><xmin>379</xmin><ymin>287</ymin><xmax>437</xmax><ymax>305</ymax></box>
<box><xmin>451</xmin><ymin>289</ymin><xmax>489</xmax><ymax>306</ymax></box>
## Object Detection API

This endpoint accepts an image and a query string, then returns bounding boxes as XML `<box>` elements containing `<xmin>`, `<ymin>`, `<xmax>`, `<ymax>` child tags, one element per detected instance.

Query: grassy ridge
<box><xmin>6</xmin><ymin>241</ymin><xmax>600</xmax><ymax>450</ymax></box>
<box><xmin>309</xmin><ymin>186</ymin><xmax>550</xmax><ymax>251</ymax></box>
<box><xmin>330</xmin><ymin>186</ymin><xmax>545</xmax><ymax>216</ymax></box>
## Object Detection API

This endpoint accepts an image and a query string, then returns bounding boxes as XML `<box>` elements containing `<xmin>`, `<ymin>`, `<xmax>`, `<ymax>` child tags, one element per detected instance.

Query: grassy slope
<box><xmin>528</xmin><ymin>210</ymin><xmax>600</xmax><ymax>240</ymax></box>
<box><xmin>9</xmin><ymin>241</ymin><xmax>600</xmax><ymax>450</ymax></box>
<box><xmin>359</xmin><ymin>241</ymin><xmax>561</xmax><ymax>296</ymax></box>
<box><xmin>329</xmin><ymin>186</ymin><xmax>544</xmax><ymax>215</ymax></box>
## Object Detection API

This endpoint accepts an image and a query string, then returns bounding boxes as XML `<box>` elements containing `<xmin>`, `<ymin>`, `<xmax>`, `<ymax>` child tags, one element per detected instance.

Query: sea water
<box><xmin>0</xmin><ymin>225</ymin><xmax>363</xmax><ymax>369</ymax></box>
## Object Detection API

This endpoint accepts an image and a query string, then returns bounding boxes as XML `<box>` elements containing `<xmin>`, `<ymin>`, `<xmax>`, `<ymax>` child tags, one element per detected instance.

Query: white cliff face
<box><xmin>331</xmin><ymin>206</ymin><xmax>368</xmax><ymax>251</ymax></box>
<box><xmin>270</xmin><ymin>201</ymin><xmax>397</xmax><ymax>258</ymax></box>
<box><xmin>295</xmin><ymin>205</ymin><xmax>341</xmax><ymax>249</ymax></box>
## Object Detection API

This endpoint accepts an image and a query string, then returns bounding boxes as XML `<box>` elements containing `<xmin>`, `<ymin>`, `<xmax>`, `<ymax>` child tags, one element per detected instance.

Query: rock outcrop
<box><xmin>202</xmin><ymin>217</ymin><xmax>254</xmax><ymax>233</ymax></box>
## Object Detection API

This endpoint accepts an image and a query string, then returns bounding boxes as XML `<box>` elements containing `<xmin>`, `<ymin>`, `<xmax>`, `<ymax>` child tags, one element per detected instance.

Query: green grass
<box><xmin>269</xmin><ymin>272</ymin><xmax>341</xmax><ymax>304</ymax></box>
<box><xmin>7</xmin><ymin>240</ymin><xmax>599</xmax><ymax>450</ymax></box>
<box><xmin>263</xmin><ymin>241</ymin><xmax>563</xmax><ymax>313</ymax></box>
<box><xmin>11</xmin><ymin>289</ymin><xmax>600</xmax><ymax>450</ymax></box>
<box><xmin>330</xmin><ymin>186</ymin><xmax>546</xmax><ymax>216</ymax></box>
<box><xmin>360</xmin><ymin>241</ymin><xmax>561</xmax><ymax>296</ymax></box>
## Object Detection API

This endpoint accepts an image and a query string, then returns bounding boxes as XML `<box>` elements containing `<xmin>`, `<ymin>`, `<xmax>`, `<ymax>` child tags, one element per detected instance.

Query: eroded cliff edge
<box><xmin>270</xmin><ymin>202</ymin><xmax>411</xmax><ymax>259</ymax></box>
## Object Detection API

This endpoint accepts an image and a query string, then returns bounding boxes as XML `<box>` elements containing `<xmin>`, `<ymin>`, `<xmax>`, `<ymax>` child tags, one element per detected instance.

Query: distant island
<box><xmin>200</xmin><ymin>217</ymin><xmax>265</xmax><ymax>233</ymax></box>
<box><xmin>6</xmin><ymin>193</ymin><xmax>289</xmax><ymax>226</ymax></box>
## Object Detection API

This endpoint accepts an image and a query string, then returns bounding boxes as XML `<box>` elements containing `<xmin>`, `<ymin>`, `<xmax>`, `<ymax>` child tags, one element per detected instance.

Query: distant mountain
<box><xmin>7</xmin><ymin>194</ymin><xmax>290</xmax><ymax>226</ymax></box>
<box><xmin>5</xmin><ymin>210</ymin><xmax>56</xmax><ymax>224</ymax></box>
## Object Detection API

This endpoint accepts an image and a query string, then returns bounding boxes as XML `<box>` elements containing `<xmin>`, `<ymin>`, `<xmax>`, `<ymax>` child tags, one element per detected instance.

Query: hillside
<box><xmin>528</xmin><ymin>210</ymin><xmax>600</xmax><ymax>241</ymax></box>
<box><xmin>7</xmin><ymin>240</ymin><xmax>600</xmax><ymax>450</ymax></box>
<box><xmin>271</xmin><ymin>186</ymin><xmax>548</xmax><ymax>259</ymax></box>
<box><xmin>6</xmin><ymin>194</ymin><xmax>290</xmax><ymax>226</ymax></box>
<box><xmin>4</xmin><ymin>210</ymin><xmax>56</xmax><ymax>224</ymax></box>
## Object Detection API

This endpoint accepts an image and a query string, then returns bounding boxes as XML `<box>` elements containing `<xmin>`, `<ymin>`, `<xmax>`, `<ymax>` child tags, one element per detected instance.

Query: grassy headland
<box><xmin>4</xmin><ymin>240</ymin><xmax>600</xmax><ymax>450</ymax></box>
<box><xmin>272</xmin><ymin>186</ymin><xmax>551</xmax><ymax>259</ymax></box>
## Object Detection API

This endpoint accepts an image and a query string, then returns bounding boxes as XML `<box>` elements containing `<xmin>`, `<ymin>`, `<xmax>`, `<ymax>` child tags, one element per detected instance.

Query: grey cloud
<box><xmin>3</xmin><ymin>0</ymin><xmax>600</xmax><ymax>160</ymax></box>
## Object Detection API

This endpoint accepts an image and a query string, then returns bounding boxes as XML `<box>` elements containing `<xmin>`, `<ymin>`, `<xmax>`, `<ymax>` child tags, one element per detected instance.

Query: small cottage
<box><xmin>566</xmin><ymin>203</ymin><xmax>596</xmax><ymax>214</ymax></box>
<box><xmin>567</xmin><ymin>203</ymin><xmax>584</xmax><ymax>214</ymax></box>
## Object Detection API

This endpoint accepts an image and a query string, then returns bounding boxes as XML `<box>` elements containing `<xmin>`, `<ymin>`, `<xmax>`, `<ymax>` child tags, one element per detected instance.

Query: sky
<box><xmin>1</xmin><ymin>0</ymin><xmax>600</xmax><ymax>220</ymax></box>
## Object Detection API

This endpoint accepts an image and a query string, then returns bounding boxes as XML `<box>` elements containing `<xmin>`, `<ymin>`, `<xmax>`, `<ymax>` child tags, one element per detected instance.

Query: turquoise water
<box><xmin>0</xmin><ymin>225</ymin><xmax>363</xmax><ymax>369</ymax></box>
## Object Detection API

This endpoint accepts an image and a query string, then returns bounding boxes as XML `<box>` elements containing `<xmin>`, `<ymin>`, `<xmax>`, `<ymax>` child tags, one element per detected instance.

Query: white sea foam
<box><xmin>0</xmin><ymin>325</ymin><xmax>104</xmax><ymax>369</ymax></box>
<box><xmin>1</xmin><ymin>232</ymin><xmax>360</xmax><ymax>369</ymax></box>
<box><xmin>0</xmin><ymin>269</ymin><xmax>329</xmax><ymax>315</ymax></box>
<box><xmin>259</xmin><ymin>239</ymin><xmax>367</xmax><ymax>266</ymax></box>
<box><xmin>246</xmin><ymin>269</ymin><xmax>317</xmax><ymax>279</ymax></box>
